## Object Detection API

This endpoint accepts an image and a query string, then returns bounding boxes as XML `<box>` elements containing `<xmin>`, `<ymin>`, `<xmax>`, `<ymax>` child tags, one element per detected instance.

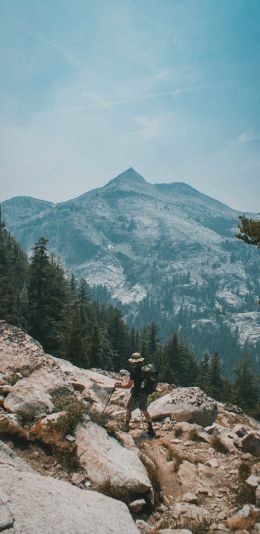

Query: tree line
<box><xmin>0</xmin><ymin>220</ymin><xmax>259</xmax><ymax>418</ymax></box>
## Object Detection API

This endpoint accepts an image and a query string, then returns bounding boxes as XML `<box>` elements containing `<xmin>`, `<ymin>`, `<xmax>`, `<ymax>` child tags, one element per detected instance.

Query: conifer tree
<box><xmin>237</xmin><ymin>216</ymin><xmax>260</xmax><ymax>247</ymax></box>
<box><xmin>208</xmin><ymin>352</ymin><xmax>225</xmax><ymax>400</ymax></box>
<box><xmin>232</xmin><ymin>353</ymin><xmax>259</xmax><ymax>412</ymax></box>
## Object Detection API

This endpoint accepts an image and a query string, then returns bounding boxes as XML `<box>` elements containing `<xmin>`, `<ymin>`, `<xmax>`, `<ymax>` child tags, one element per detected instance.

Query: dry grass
<box><xmin>16</xmin><ymin>405</ymin><xmax>39</xmax><ymax>425</ymax></box>
<box><xmin>238</xmin><ymin>461</ymin><xmax>251</xmax><ymax>482</ymax></box>
<box><xmin>234</xmin><ymin>460</ymin><xmax>255</xmax><ymax>506</ymax></box>
<box><xmin>160</xmin><ymin>439</ymin><xmax>184</xmax><ymax>471</ymax></box>
<box><xmin>189</xmin><ymin>428</ymin><xmax>201</xmax><ymax>442</ymax></box>
<box><xmin>140</xmin><ymin>451</ymin><xmax>161</xmax><ymax>494</ymax></box>
<box><xmin>211</xmin><ymin>434</ymin><xmax>229</xmax><ymax>454</ymax></box>
<box><xmin>55</xmin><ymin>447</ymin><xmax>81</xmax><ymax>472</ymax></box>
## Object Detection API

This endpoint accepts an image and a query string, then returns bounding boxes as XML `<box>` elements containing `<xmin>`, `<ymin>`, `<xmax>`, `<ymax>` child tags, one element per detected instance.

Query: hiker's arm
<box><xmin>114</xmin><ymin>379</ymin><xmax>134</xmax><ymax>389</ymax></box>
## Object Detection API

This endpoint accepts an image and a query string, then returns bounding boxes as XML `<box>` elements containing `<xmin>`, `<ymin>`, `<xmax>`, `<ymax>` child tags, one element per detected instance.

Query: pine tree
<box><xmin>63</xmin><ymin>306</ymin><xmax>91</xmax><ymax>368</ymax></box>
<box><xmin>237</xmin><ymin>216</ymin><xmax>260</xmax><ymax>247</ymax></box>
<box><xmin>0</xmin><ymin>222</ymin><xmax>28</xmax><ymax>326</ymax></box>
<box><xmin>232</xmin><ymin>353</ymin><xmax>259</xmax><ymax>412</ymax></box>
<box><xmin>27</xmin><ymin>237</ymin><xmax>69</xmax><ymax>354</ymax></box>
<box><xmin>208</xmin><ymin>352</ymin><xmax>225</xmax><ymax>400</ymax></box>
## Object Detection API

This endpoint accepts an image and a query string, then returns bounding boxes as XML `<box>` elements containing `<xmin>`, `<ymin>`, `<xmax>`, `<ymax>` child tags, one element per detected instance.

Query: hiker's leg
<box><xmin>142</xmin><ymin>410</ymin><xmax>152</xmax><ymax>424</ymax></box>
<box><xmin>142</xmin><ymin>409</ymin><xmax>156</xmax><ymax>436</ymax></box>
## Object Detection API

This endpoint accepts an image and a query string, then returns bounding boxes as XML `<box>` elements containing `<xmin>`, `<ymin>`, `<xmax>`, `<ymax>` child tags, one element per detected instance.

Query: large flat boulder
<box><xmin>0</xmin><ymin>320</ymin><xmax>47</xmax><ymax>375</ymax></box>
<box><xmin>148</xmin><ymin>387</ymin><xmax>217</xmax><ymax>426</ymax></box>
<box><xmin>3</xmin><ymin>380</ymin><xmax>54</xmax><ymax>416</ymax></box>
<box><xmin>76</xmin><ymin>420</ymin><xmax>152</xmax><ymax>499</ymax></box>
<box><xmin>0</xmin><ymin>463</ymin><xmax>139</xmax><ymax>534</ymax></box>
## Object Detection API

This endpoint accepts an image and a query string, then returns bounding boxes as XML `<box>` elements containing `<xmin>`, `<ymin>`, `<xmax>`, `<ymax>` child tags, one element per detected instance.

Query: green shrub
<box><xmin>16</xmin><ymin>405</ymin><xmax>39</xmax><ymax>424</ymax></box>
<box><xmin>49</xmin><ymin>395</ymin><xmax>84</xmax><ymax>435</ymax></box>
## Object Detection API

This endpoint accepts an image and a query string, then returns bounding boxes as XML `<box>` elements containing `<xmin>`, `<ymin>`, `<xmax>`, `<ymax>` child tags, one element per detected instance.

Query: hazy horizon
<box><xmin>1</xmin><ymin>1</ymin><xmax>260</xmax><ymax>211</ymax></box>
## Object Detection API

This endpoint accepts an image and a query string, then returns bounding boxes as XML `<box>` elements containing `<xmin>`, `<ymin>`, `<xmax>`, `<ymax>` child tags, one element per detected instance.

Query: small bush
<box><xmin>235</xmin><ymin>482</ymin><xmax>255</xmax><ymax>506</ymax></box>
<box><xmin>56</xmin><ymin>448</ymin><xmax>81</xmax><ymax>472</ymax></box>
<box><xmin>211</xmin><ymin>434</ymin><xmax>229</xmax><ymax>454</ymax></box>
<box><xmin>49</xmin><ymin>395</ymin><xmax>84</xmax><ymax>435</ymax></box>
<box><xmin>175</xmin><ymin>427</ymin><xmax>183</xmax><ymax>438</ymax></box>
<box><xmin>238</xmin><ymin>461</ymin><xmax>251</xmax><ymax>482</ymax></box>
<box><xmin>6</xmin><ymin>373</ymin><xmax>20</xmax><ymax>386</ymax></box>
<box><xmin>16</xmin><ymin>405</ymin><xmax>39</xmax><ymax>424</ymax></box>
<box><xmin>140</xmin><ymin>452</ymin><xmax>160</xmax><ymax>493</ymax></box>
<box><xmin>189</xmin><ymin>428</ymin><xmax>201</xmax><ymax>442</ymax></box>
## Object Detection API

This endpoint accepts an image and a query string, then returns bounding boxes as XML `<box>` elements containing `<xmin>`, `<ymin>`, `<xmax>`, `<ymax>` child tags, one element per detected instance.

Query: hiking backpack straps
<box><xmin>140</xmin><ymin>364</ymin><xmax>159</xmax><ymax>394</ymax></box>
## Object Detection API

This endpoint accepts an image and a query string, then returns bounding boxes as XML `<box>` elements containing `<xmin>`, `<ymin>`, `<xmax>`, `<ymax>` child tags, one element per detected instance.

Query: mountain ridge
<box><xmin>2</xmin><ymin>168</ymin><xmax>260</xmax><ymax>367</ymax></box>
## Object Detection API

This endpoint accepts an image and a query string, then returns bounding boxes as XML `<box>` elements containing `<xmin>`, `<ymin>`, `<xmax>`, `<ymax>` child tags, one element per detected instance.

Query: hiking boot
<box><xmin>121</xmin><ymin>423</ymin><xmax>130</xmax><ymax>433</ymax></box>
<box><xmin>147</xmin><ymin>425</ymin><xmax>156</xmax><ymax>437</ymax></box>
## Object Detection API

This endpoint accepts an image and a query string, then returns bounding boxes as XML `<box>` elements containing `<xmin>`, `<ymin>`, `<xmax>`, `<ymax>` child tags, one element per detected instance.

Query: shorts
<box><xmin>127</xmin><ymin>392</ymin><xmax>148</xmax><ymax>412</ymax></box>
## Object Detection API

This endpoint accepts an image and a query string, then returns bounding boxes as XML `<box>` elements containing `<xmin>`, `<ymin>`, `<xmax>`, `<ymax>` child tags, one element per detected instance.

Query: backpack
<box><xmin>140</xmin><ymin>364</ymin><xmax>159</xmax><ymax>394</ymax></box>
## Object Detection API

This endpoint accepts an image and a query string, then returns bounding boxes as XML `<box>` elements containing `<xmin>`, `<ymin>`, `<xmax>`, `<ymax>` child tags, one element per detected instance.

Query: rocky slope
<box><xmin>1</xmin><ymin>320</ymin><xmax>260</xmax><ymax>533</ymax></box>
<box><xmin>2</xmin><ymin>168</ymin><xmax>260</xmax><ymax>358</ymax></box>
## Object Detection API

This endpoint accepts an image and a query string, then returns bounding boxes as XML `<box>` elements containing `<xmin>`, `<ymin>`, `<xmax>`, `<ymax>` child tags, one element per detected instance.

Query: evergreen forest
<box><xmin>0</xmin><ymin>220</ymin><xmax>259</xmax><ymax>419</ymax></box>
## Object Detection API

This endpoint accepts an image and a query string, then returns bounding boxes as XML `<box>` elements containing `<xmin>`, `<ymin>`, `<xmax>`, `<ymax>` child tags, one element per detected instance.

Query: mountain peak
<box><xmin>106</xmin><ymin>168</ymin><xmax>147</xmax><ymax>188</ymax></box>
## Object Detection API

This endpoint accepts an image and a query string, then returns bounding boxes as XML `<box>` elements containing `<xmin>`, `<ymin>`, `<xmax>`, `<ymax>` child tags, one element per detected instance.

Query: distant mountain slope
<box><xmin>3</xmin><ymin>168</ymin><xmax>260</xmax><ymax>371</ymax></box>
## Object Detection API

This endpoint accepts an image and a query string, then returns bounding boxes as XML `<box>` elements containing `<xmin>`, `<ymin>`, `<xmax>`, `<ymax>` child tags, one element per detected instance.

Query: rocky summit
<box><xmin>1</xmin><ymin>320</ymin><xmax>260</xmax><ymax>533</ymax></box>
<box><xmin>3</xmin><ymin>168</ymin><xmax>260</xmax><ymax>363</ymax></box>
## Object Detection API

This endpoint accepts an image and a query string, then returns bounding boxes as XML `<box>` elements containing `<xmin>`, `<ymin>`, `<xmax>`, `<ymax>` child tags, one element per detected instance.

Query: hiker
<box><xmin>114</xmin><ymin>352</ymin><xmax>156</xmax><ymax>436</ymax></box>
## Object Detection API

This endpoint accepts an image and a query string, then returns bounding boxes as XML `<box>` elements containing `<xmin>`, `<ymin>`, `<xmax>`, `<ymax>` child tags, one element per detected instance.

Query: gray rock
<box><xmin>4</xmin><ymin>380</ymin><xmax>53</xmax><ymax>416</ymax></box>
<box><xmin>206</xmin><ymin>458</ymin><xmax>219</xmax><ymax>468</ymax></box>
<box><xmin>148</xmin><ymin>387</ymin><xmax>217</xmax><ymax>426</ymax></box>
<box><xmin>182</xmin><ymin>492</ymin><xmax>198</xmax><ymax>504</ymax></box>
<box><xmin>129</xmin><ymin>499</ymin><xmax>146</xmax><ymax>513</ymax></box>
<box><xmin>245</xmin><ymin>475</ymin><xmax>259</xmax><ymax>489</ymax></box>
<box><xmin>76</xmin><ymin>420</ymin><xmax>151</xmax><ymax>498</ymax></box>
<box><xmin>135</xmin><ymin>519</ymin><xmax>151</xmax><ymax>533</ymax></box>
<box><xmin>241</xmin><ymin>431</ymin><xmax>260</xmax><ymax>457</ymax></box>
<box><xmin>1</xmin><ymin>463</ymin><xmax>139</xmax><ymax>534</ymax></box>
<box><xmin>0</xmin><ymin>503</ymin><xmax>14</xmax><ymax>531</ymax></box>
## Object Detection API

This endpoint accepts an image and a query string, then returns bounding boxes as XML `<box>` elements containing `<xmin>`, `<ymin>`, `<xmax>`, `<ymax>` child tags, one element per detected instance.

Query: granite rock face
<box><xmin>148</xmin><ymin>387</ymin><xmax>218</xmax><ymax>426</ymax></box>
<box><xmin>0</xmin><ymin>459</ymin><xmax>139</xmax><ymax>534</ymax></box>
<box><xmin>76</xmin><ymin>420</ymin><xmax>152</xmax><ymax>498</ymax></box>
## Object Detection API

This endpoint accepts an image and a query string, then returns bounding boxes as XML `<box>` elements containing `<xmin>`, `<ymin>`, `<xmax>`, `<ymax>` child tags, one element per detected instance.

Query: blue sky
<box><xmin>1</xmin><ymin>0</ymin><xmax>260</xmax><ymax>211</ymax></box>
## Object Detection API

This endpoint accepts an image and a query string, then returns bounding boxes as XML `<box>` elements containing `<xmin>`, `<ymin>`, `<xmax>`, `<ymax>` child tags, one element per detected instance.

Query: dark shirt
<box><xmin>130</xmin><ymin>365</ymin><xmax>143</xmax><ymax>395</ymax></box>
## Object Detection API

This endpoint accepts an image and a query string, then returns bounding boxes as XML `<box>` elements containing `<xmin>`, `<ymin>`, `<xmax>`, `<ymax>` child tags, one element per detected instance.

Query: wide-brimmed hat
<box><xmin>128</xmin><ymin>352</ymin><xmax>144</xmax><ymax>364</ymax></box>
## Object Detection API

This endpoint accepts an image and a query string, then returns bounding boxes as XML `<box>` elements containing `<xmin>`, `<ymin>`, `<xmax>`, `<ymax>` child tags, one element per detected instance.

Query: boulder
<box><xmin>0</xmin><ymin>463</ymin><xmax>139</xmax><ymax>534</ymax></box>
<box><xmin>0</xmin><ymin>503</ymin><xmax>14</xmax><ymax>531</ymax></box>
<box><xmin>0</xmin><ymin>320</ymin><xmax>47</xmax><ymax>375</ymax></box>
<box><xmin>3</xmin><ymin>380</ymin><xmax>54</xmax><ymax>416</ymax></box>
<box><xmin>76</xmin><ymin>420</ymin><xmax>151</xmax><ymax>499</ymax></box>
<box><xmin>148</xmin><ymin>387</ymin><xmax>217</xmax><ymax>426</ymax></box>
<box><xmin>245</xmin><ymin>475</ymin><xmax>259</xmax><ymax>489</ymax></box>
<box><xmin>241</xmin><ymin>431</ymin><xmax>260</xmax><ymax>457</ymax></box>
<box><xmin>0</xmin><ymin>439</ymin><xmax>32</xmax><ymax>471</ymax></box>
<box><xmin>129</xmin><ymin>499</ymin><xmax>146</xmax><ymax>513</ymax></box>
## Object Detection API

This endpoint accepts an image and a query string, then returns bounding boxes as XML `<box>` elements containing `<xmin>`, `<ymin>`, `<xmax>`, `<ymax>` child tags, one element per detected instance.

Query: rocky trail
<box><xmin>1</xmin><ymin>320</ymin><xmax>260</xmax><ymax>534</ymax></box>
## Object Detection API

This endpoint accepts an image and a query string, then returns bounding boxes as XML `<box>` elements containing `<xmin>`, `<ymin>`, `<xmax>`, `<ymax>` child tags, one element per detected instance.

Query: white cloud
<box><xmin>236</xmin><ymin>131</ymin><xmax>260</xmax><ymax>144</ymax></box>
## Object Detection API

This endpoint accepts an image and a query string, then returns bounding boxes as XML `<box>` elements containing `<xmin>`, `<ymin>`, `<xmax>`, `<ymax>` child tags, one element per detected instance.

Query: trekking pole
<box><xmin>101</xmin><ymin>386</ymin><xmax>116</xmax><ymax>416</ymax></box>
